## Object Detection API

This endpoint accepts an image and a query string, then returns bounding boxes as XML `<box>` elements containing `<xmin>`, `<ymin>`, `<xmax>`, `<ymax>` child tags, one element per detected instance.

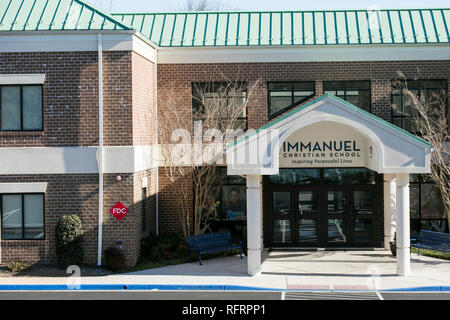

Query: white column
<box><xmin>247</xmin><ymin>174</ymin><xmax>262</xmax><ymax>276</ymax></box>
<box><xmin>383</xmin><ymin>174</ymin><xmax>396</xmax><ymax>250</ymax></box>
<box><xmin>396</xmin><ymin>173</ymin><xmax>410</xmax><ymax>276</ymax></box>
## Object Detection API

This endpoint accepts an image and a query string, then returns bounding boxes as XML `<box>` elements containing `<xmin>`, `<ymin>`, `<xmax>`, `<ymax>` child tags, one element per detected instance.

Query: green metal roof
<box><xmin>112</xmin><ymin>9</ymin><xmax>450</xmax><ymax>47</ymax></box>
<box><xmin>0</xmin><ymin>0</ymin><xmax>132</xmax><ymax>31</ymax></box>
<box><xmin>0</xmin><ymin>1</ymin><xmax>449</xmax><ymax>48</ymax></box>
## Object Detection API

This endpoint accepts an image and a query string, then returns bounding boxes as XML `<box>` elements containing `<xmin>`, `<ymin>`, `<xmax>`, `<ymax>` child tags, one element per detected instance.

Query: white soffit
<box><xmin>0</xmin><ymin>74</ymin><xmax>45</xmax><ymax>84</ymax></box>
<box><xmin>0</xmin><ymin>32</ymin><xmax>156</xmax><ymax>63</ymax></box>
<box><xmin>158</xmin><ymin>45</ymin><xmax>450</xmax><ymax>64</ymax></box>
<box><xmin>0</xmin><ymin>183</ymin><xmax>47</xmax><ymax>193</ymax></box>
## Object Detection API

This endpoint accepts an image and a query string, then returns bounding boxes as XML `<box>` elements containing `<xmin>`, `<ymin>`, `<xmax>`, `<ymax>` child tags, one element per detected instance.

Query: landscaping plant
<box><xmin>55</xmin><ymin>215</ymin><xmax>84</xmax><ymax>268</ymax></box>
<box><xmin>103</xmin><ymin>247</ymin><xmax>126</xmax><ymax>271</ymax></box>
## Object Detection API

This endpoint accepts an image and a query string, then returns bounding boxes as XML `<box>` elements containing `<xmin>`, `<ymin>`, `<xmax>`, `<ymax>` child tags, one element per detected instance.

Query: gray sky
<box><xmin>90</xmin><ymin>0</ymin><xmax>450</xmax><ymax>13</ymax></box>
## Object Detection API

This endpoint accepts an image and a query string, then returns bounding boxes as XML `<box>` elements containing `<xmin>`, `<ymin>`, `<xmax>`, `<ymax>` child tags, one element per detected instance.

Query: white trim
<box><xmin>158</xmin><ymin>45</ymin><xmax>450</xmax><ymax>64</ymax></box>
<box><xmin>0</xmin><ymin>32</ymin><xmax>156</xmax><ymax>63</ymax></box>
<box><xmin>0</xmin><ymin>146</ymin><xmax>157</xmax><ymax>175</ymax></box>
<box><xmin>0</xmin><ymin>182</ymin><xmax>47</xmax><ymax>193</ymax></box>
<box><xmin>0</xmin><ymin>74</ymin><xmax>45</xmax><ymax>85</ymax></box>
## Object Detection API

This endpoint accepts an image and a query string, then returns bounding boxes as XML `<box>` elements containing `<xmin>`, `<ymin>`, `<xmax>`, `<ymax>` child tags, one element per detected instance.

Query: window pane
<box><xmin>410</xmin><ymin>184</ymin><xmax>420</xmax><ymax>219</ymax></box>
<box><xmin>299</xmin><ymin>219</ymin><xmax>318</xmax><ymax>243</ymax></box>
<box><xmin>298</xmin><ymin>191</ymin><xmax>317</xmax><ymax>215</ymax></box>
<box><xmin>393</xmin><ymin>117</ymin><xmax>403</xmax><ymax>129</ymax></box>
<box><xmin>22</xmin><ymin>86</ymin><xmax>42</xmax><ymax>130</ymax></box>
<box><xmin>293</xmin><ymin>82</ymin><xmax>315</xmax><ymax>90</ymax></box>
<box><xmin>353</xmin><ymin>219</ymin><xmax>372</xmax><ymax>242</ymax></box>
<box><xmin>1</xmin><ymin>86</ymin><xmax>21</xmax><ymax>130</ymax></box>
<box><xmin>354</xmin><ymin>191</ymin><xmax>373</xmax><ymax>214</ymax></box>
<box><xmin>273</xmin><ymin>219</ymin><xmax>291</xmax><ymax>243</ymax></box>
<box><xmin>293</xmin><ymin>90</ymin><xmax>314</xmax><ymax>104</ymax></box>
<box><xmin>328</xmin><ymin>219</ymin><xmax>347</xmax><ymax>243</ymax></box>
<box><xmin>324</xmin><ymin>168</ymin><xmax>375</xmax><ymax>185</ymax></box>
<box><xmin>273</xmin><ymin>192</ymin><xmax>290</xmax><ymax>215</ymax></box>
<box><xmin>358</xmin><ymin>90</ymin><xmax>370</xmax><ymax>112</ymax></box>
<box><xmin>269</xmin><ymin>169</ymin><xmax>320</xmax><ymax>185</ymax></box>
<box><xmin>392</xmin><ymin>95</ymin><xmax>403</xmax><ymax>116</ymax></box>
<box><xmin>421</xmin><ymin>220</ymin><xmax>448</xmax><ymax>233</ymax></box>
<box><xmin>421</xmin><ymin>184</ymin><xmax>446</xmax><ymax>219</ymax></box>
<box><xmin>328</xmin><ymin>191</ymin><xmax>346</xmax><ymax>214</ymax></box>
<box><xmin>270</xmin><ymin>95</ymin><xmax>292</xmax><ymax>115</ymax></box>
<box><xmin>410</xmin><ymin>219</ymin><xmax>421</xmax><ymax>238</ymax></box>
<box><xmin>345</xmin><ymin>94</ymin><xmax>359</xmax><ymax>106</ymax></box>
<box><xmin>24</xmin><ymin>194</ymin><xmax>44</xmax><ymax>239</ymax></box>
<box><xmin>2</xmin><ymin>195</ymin><xmax>22</xmax><ymax>239</ymax></box>
<box><xmin>268</xmin><ymin>82</ymin><xmax>292</xmax><ymax>90</ymax></box>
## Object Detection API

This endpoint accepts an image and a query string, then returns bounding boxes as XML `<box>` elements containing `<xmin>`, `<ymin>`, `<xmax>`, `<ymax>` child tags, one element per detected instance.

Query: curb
<box><xmin>0</xmin><ymin>284</ymin><xmax>449</xmax><ymax>292</ymax></box>
<box><xmin>0</xmin><ymin>284</ymin><xmax>278</xmax><ymax>291</ymax></box>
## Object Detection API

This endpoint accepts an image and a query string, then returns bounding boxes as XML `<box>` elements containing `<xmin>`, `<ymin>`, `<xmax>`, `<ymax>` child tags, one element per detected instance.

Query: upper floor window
<box><xmin>0</xmin><ymin>85</ymin><xmax>43</xmax><ymax>131</ymax></box>
<box><xmin>391</xmin><ymin>79</ymin><xmax>447</xmax><ymax>132</ymax></box>
<box><xmin>268</xmin><ymin>82</ymin><xmax>315</xmax><ymax>119</ymax></box>
<box><xmin>192</xmin><ymin>82</ymin><xmax>247</xmax><ymax>130</ymax></box>
<box><xmin>1</xmin><ymin>193</ymin><xmax>45</xmax><ymax>240</ymax></box>
<box><xmin>323</xmin><ymin>81</ymin><xmax>371</xmax><ymax>112</ymax></box>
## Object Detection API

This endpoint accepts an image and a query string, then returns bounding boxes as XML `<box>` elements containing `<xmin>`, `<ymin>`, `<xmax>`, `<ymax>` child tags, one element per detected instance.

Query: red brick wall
<box><xmin>0</xmin><ymin>172</ymin><xmax>153</xmax><ymax>267</ymax></box>
<box><xmin>0</xmin><ymin>50</ymin><xmax>158</xmax><ymax>266</ymax></box>
<box><xmin>156</xmin><ymin>60</ymin><xmax>450</xmax><ymax>235</ymax></box>
<box><xmin>0</xmin><ymin>51</ymin><xmax>133</xmax><ymax>147</ymax></box>
<box><xmin>132</xmin><ymin>52</ymin><xmax>156</xmax><ymax>146</ymax></box>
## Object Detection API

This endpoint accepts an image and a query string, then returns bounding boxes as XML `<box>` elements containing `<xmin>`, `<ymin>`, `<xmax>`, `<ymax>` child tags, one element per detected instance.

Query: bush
<box><xmin>141</xmin><ymin>233</ymin><xmax>185</xmax><ymax>262</ymax></box>
<box><xmin>7</xmin><ymin>261</ymin><xmax>31</xmax><ymax>273</ymax></box>
<box><xmin>55</xmin><ymin>215</ymin><xmax>84</xmax><ymax>269</ymax></box>
<box><xmin>103</xmin><ymin>247</ymin><xmax>126</xmax><ymax>271</ymax></box>
<box><xmin>141</xmin><ymin>233</ymin><xmax>159</xmax><ymax>256</ymax></box>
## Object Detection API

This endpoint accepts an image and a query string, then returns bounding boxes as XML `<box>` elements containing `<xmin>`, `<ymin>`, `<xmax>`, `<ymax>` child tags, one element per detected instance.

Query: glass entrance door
<box><xmin>269</xmin><ymin>185</ymin><xmax>377</xmax><ymax>247</ymax></box>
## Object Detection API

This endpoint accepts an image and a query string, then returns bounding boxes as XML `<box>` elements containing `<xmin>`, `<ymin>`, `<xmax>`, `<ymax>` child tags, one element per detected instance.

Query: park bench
<box><xmin>411</xmin><ymin>230</ymin><xmax>450</xmax><ymax>255</ymax></box>
<box><xmin>186</xmin><ymin>232</ymin><xmax>243</xmax><ymax>265</ymax></box>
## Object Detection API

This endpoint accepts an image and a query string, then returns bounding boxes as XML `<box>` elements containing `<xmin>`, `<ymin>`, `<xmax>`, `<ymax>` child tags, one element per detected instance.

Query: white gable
<box><xmin>226</xmin><ymin>94</ymin><xmax>431</xmax><ymax>175</ymax></box>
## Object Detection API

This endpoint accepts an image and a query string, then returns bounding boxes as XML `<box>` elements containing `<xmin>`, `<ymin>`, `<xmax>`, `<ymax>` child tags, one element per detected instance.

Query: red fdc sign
<box><xmin>110</xmin><ymin>202</ymin><xmax>129</xmax><ymax>221</ymax></box>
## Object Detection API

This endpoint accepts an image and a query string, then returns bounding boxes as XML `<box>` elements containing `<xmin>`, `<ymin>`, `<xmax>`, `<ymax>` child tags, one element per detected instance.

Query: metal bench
<box><xmin>411</xmin><ymin>230</ymin><xmax>450</xmax><ymax>255</ymax></box>
<box><xmin>186</xmin><ymin>232</ymin><xmax>243</xmax><ymax>265</ymax></box>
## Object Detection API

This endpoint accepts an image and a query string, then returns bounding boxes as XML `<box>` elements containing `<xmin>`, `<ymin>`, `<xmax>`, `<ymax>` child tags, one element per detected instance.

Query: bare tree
<box><xmin>173</xmin><ymin>0</ymin><xmax>238</xmax><ymax>12</ymax></box>
<box><xmin>393</xmin><ymin>72</ymin><xmax>450</xmax><ymax>230</ymax></box>
<box><xmin>158</xmin><ymin>75</ymin><xmax>260</xmax><ymax>237</ymax></box>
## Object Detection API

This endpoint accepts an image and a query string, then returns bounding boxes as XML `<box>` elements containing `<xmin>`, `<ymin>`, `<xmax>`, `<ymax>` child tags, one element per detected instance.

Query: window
<box><xmin>192</xmin><ymin>82</ymin><xmax>247</xmax><ymax>130</ymax></box>
<box><xmin>391</xmin><ymin>79</ymin><xmax>447</xmax><ymax>132</ymax></box>
<box><xmin>268</xmin><ymin>82</ymin><xmax>315</xmax><ymax>118</ymax></box>
<box><xmin>0</xmin><ymin>85</ymin><xmax>43</xmax><ymax>131</ymax></box>
<box><xmin>1</xmin><ymin>194</ymin><xmax>44</xmax><ymax>240</ymax></box>
<box><xmin>323</xmin><ymin>81</ymin><xmax>371</xmax><ymax>112</ymax></box>
<box><xmin>196</xmin><ymin>167</ymin><xmax>247</xmax><ymax>242</ymax></box>
<box><xmin>410</xmin><ymin>174</ymin><xmax>447</xmax><ymax>237</ymax></box>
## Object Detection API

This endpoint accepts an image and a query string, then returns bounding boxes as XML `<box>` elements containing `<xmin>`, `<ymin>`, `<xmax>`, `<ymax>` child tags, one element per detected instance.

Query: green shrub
<box><xmin>158</xmin><ymin>233</ymin><xmax>182</xmax><ymax>251</ymax></box>
<box><xmin>149</xmin><ymin>246</ymin><xmax>161</xmax><ymax>260</ymax></box>
<box><xmin>55</xmin><ymin>215</ymin><xmax>84</xmax><ymax>269</ymax></box>
<box><xmin>141</xmin><ymin>233</ymin><xmax>185</xmax><ymax>262</ymax></box>
<box><xmin>103</xmin><ymin>247</ymin><xmax>126</xmax><ymax>271</ymax></box>
<box><xmin>7</xmin><ymin>261</ymin><xmax>31</xmax><ymax>273</ymax></box>
<box><xmin>141</xmin><ymin>233</ymin><xmax>159</xmax><ymax>256</ymax></box>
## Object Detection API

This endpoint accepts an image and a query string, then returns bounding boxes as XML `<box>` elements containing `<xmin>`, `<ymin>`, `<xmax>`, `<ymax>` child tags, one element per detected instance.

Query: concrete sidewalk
<box><xmin>0</xmin><ymin>250</ymin><xmax>449</xmax><ymax>291</ymax></box>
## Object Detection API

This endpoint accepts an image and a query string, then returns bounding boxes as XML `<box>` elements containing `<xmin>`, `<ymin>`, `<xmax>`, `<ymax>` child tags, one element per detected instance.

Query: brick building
<box><xmin>0</xmin><ymin>1</ymin><xmax>448</xmax><ymax>275</ymax></box>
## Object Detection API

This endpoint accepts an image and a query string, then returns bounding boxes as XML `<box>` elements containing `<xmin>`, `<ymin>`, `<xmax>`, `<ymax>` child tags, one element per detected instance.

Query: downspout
<box><xmin>154</xmin><ymin>47</ymin><xmax>159</xmax><ymax>236</ymax></box>
<box><xmin>97</xmin><ymin>33</ymin><xmax>104</xmax><ymax>266</ymax></box>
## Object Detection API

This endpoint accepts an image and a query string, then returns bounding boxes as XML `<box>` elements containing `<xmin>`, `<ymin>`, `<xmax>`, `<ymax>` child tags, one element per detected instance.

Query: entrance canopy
<box><xmin>226</xmin><ymin>94</ymin><xmax>431</xmax><ymax>175</ymax></box>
